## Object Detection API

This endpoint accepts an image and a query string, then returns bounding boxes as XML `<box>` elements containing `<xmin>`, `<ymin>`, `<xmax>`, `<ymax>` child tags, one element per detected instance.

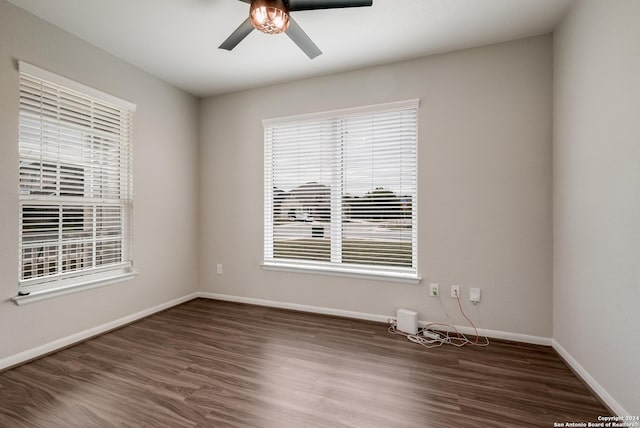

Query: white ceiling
<box><xmin>8</xmin><ymin>0</ymin><xmax>575</xmax><ymax>97</ymax></box>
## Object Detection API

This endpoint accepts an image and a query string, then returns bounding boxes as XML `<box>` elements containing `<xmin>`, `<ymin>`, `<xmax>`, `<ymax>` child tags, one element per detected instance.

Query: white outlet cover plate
<box><xmin>451</xmin><ymin>285</ymin><xmax>460</xmax><ymax>298</ymax></box>
<box><xmin>429</xmin><ymin>283</ymin><xmax>439</xmax><ymax>296</ymax></box>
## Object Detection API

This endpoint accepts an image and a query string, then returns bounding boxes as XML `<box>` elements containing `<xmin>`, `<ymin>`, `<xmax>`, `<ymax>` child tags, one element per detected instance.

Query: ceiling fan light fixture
<box><xmin>250</xmin><ymin>0</ymin><xmax>290</xmax><ymax>34</ymax></box>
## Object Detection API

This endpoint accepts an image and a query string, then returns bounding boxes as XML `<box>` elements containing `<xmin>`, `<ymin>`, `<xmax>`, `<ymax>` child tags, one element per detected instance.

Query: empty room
<box><xmin>0</xmin><ymin>0</ymin><xmax>638</xmax><ymax>426</ymax></box>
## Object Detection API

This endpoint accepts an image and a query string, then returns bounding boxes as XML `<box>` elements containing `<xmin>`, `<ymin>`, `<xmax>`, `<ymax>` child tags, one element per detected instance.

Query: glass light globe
<box><xmin>250</xmin><ymin>0</ymin><xmax>290</xmax><ymax>34</ymax></box>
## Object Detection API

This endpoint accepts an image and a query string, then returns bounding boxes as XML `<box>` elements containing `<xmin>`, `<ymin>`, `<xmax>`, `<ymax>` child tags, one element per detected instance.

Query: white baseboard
<box><xmin>419</xmin><ymin>321</ymin><xmax>553</xmax><ymax>346</ymax></box>
<box><xmin>197</xmin><ymin>292</ymin><xmax>552</xmax><ymax>346</ymax></box>
<box><xmin>0</xmin><ymin>292</ymin><xmax>198</xmax><ymax>371</ymax></box>
<box><xmin>198</xmin><ymin>292</ymin><xmax>391</xmax><ymax>323</ymax></box>
<box><xmin>552</xmin><ymin>339</ymin><xmax>629</xmax><ymax>417</ymax></box>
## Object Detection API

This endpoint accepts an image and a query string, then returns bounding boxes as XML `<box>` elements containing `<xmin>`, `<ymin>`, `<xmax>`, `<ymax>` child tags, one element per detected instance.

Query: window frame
<box><xmin>14</xmin><ymin>61</ymin><xmax>137</xmax><ymax>304</ymax></box>
<box><xmin>262</xmin><ymin>99</ymin><xmax>421</xmax><ymax>283</ymax></box>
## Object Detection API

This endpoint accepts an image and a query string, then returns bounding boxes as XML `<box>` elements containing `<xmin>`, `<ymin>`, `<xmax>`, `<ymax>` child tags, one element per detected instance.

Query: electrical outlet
<box><xmin>451</xmin><ymin>285</ymin><xmax>460</xmax><ymax>298</ymax></box>
<box><xmin>216</xmin><ymin>264</ymin><xmax>223</xmax><ymax>275</ymax></box>
<box><xmin>429</xmin><ymin>283</ymin><xmax>439</xmax><ymax>297</ymax></box>
<box><xmin>470</xmin><ymin>287</ymin><xmax>481</xmax><ymax>304</ymax></box>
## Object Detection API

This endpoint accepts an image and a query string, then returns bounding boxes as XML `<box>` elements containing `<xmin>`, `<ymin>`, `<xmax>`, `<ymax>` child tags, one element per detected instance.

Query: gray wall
<box><xmin>199</xmin><ymin>35</ymin><xmax>553</xmax><ymax>338</ymax></box>
<box><xmin>0</xmin><ymin>0</ymin><xmax>200</xmax><ymax>360</ymax></box>
<box><xmin>554</xmin><ymin>0</ymin><xmax>640</xmax><ymax>414</ymax></box>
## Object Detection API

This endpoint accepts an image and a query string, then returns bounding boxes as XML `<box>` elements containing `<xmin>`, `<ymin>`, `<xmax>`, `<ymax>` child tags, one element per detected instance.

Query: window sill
<box><xmin>261</xmin><ymin>262</ymin><xmax>421</xmax><ymax>284</ymax></box>
<box><xmin>12</xmin><ymin>271</ymin><xmax>138</xmax><ymax>306</ymax></box>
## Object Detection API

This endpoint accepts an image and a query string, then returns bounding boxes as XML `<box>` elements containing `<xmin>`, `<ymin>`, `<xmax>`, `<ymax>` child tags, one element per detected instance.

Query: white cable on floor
<box><xmin>388</xmin><ymin>294</ymin><xmax>490</xmax><ymax>348</ymax></box>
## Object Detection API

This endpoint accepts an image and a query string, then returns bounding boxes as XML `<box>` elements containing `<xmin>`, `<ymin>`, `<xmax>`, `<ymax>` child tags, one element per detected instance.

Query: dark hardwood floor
<box><xmin>0</xmin><ymin>298</ymin><xmax>610</xmax><ymax>427</ymax></box>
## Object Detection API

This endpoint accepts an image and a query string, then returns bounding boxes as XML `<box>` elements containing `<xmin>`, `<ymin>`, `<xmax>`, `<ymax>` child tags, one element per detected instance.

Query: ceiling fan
<box><xmin>219</xmin><ymin>0</ymin><xmax>373</xmax><ymax>59</ymax></box>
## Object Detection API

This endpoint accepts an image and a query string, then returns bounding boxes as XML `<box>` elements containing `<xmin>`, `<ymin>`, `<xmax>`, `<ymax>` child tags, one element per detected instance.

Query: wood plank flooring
<box><xmin>0</xmin><ymin>298</ymin><xmax>610</xmax><ymax>427</ymax></box>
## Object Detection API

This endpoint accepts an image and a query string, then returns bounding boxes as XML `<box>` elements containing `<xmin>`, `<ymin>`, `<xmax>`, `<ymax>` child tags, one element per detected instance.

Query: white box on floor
<box><xmin>396</xmin><ymin>308</ymin><xmax>418</xmax><ymax>334</ymax></box>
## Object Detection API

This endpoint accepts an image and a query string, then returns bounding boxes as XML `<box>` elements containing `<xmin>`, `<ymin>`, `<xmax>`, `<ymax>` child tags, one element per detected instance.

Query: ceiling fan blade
<box><xmin>287</xmin><ymin>0</ymin><xmax>372</xmax><ymax>12</ymax></box>
<box><xmin>219</xmin><ymin>18</ymin><xmax>255</xmax><ymax>51</ymax></box>
<box><xmin>237</xmin><ymin>0</ymin><xmax>251</xmax><ymax>3</ymax></box>
<box><xmin>285</xmin><ymin>17</ymin><xmax>322</xmax><ymax>59</ymax></box>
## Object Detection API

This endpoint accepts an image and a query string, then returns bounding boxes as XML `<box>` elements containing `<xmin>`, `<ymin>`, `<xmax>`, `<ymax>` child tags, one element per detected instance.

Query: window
<box><xmin>17</xmin><ymin>61</ymin><xmax>135</xmax><ymax>299</ymax></box>
<box><xmin>263</xmin><ymin>99</ymin><xmax>419</xmax><ymax>281</ymax></box>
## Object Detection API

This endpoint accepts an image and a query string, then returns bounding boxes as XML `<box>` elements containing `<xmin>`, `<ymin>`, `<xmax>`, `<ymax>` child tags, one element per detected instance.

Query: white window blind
<box><xmin>264</xmin><ymin>99</ymin><xmax>418</xmax><ymax>280</ymax></box>
<box><xmin>18</xmin><ymin>62</ymin><xmax>135</xmax><ymax>295</ymax></box>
